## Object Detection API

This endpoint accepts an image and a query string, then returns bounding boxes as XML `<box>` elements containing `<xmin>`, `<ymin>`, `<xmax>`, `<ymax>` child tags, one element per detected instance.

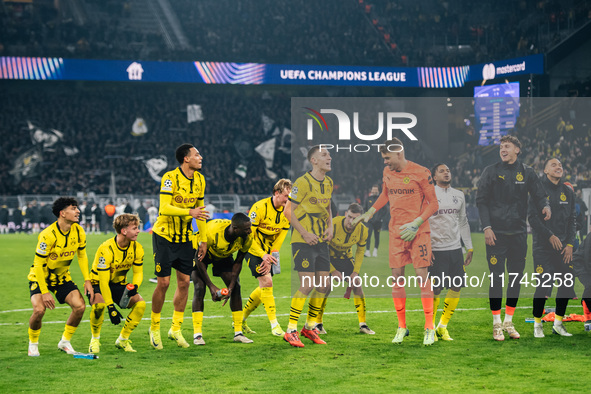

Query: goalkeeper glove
<box><xmin>107</xmin><ymin>304</ymin><xmax>123</xmax><ymax>325</ymax></box>
<box><xmin>399</xmin><ymin>217</ymin><xmax>424</xmax><ymax>242</ymax></box>
<box><xmin>352</xmin><ymin>207</ymin><xmax>376</xmax><ymax>226</ymax></box>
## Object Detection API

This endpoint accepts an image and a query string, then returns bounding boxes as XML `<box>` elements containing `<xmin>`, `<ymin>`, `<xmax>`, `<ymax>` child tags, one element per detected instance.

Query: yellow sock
<box><xmin>440</xmin><ymin>289</ymin><xmax>461</xmax><ymax>326</ymax></box>
<box><xmin>317</xmin><ymin>296</ymin><xmax>328</xmax><ymax>324</ymax></box>
<box><xmin>306</xmin><ymin>290</ymin><xmax>326</xmax><ymax>329</ymax></box>
<box><xmin>260</xmin><ymin>287</ymin><xmax>277</xmax><ymax>323</ymax></box>
<box><xmin>433</xmin><ymin>296</ymin><xmax>441</xmax><ymax>326</ymax></box>
<box><xmin>534</xmin><ymin>317</ymin><xmax>542</xmax><ymax>324</ymax></box>
<box><xmin>288</xmin><ymin>290</ymin><xmax>307</xmax><ymax>331</ymax></box>
<box><xmin>62</xmin><ymin>324</ymin><xmax>77</xmax><ymax>341</ymax></box>
<box><xmin>28</xmin><ymin>328</ymin><xmax>41</xmax><ymax>343</ymax></box>
<box><xmin>354</xmin><ymin>296</ymin><xmax>366</xmax><ymax>324</ymax></box>
<box><xmin>151</xmin><ymin>311</ymin><xmax>161</xmax><ymax>331</ymax></box>
<box><xmin>192</xmin><ymin>312</ymin><xmax>204</xmax><ymax>335</ymax></box>
<box><xmin>232</xmin><ymin>311</ymin><xmax>244</xmax><ymax>333</ymax></box>
<box><xmin>243</xmin><ymin>287</ymin><xmax>262</xmax><ymax>320</ymax></box>
<box><xmin>555</xmin><ymin>315</ymin><xmax>564</xmax><ymax>322</ymax></box>
<box><xmin>171</xmin><ymin>310</ymin><xmax>184</xmax><ymax>331</ymax></box>
<box><xmin>120</xmin><ymin>300</ymin><xmax>145</xmax><ymax>340</ymax></box>
<box><xmin>90</xmin><ymin>303</ymin><xmax>105</xmax><ymax>338</ymax></box>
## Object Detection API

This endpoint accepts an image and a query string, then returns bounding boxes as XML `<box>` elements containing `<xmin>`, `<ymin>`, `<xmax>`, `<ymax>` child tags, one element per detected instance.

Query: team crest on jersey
<box><xmin>30</xmin><ymin>282</ymin><xmax>38</xmax><ymax>291</ymax></box>
<box><xmin>516</xmin><ymin>172</ymin><xmax>524</xmax><ymax>182</ymax></box>
<box><xmin>452</xmin><ymin>196</ymin><xmax>459</xmax><ymax>205</ymax></box>
<box><xmin>536</xmin><ymin>265</ymin><xmax>543</xmax><ymax>274</ymax></box>
<box><xmin>403</xmin><ymin>176</ymin><xmax>410</xmax><ymax>184</ymax></box>
<box><xmin>97</xmin><ymin>256</ymin><xmax>107</xmax><ymax>269</ymax></box>
<box><xmin>560</xmin><ymin>193</ymin><xmax>566</xmax><ymax>202</ymax></box>
<box><xmin>490</xmin><ymin>256</ymin><xmax>497</xmax><ymax>265</ymax></box>
<box><xmin>163</xmin><ymin>179</ymin><xmax>173</xmax><ymax>192</ymax></box>
<box><xmin>249</xmin><ymin>211</ymin><xmax>257</xmax><ymax>220</ymax></box>
<box><xmin>156</xmin><ymin>263</ymin><xmax>161</xmax><ymax>273</ymax></box>
<box><xmin>301</xmin><ymin>259</ymin><xmax>310</xmax><ymax>268</ymax></box>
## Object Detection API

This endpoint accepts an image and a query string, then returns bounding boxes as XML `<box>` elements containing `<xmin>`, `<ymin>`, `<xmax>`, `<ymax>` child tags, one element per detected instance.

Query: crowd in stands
<box><xmin>2</xmin><ymin>0</ymin><xmax>589</xmax><ymax>67</ymax></box>
<box><xmin>0</xmin><ymin>83</ymin><xmax>291</xmax><ymax>196</ymax></box>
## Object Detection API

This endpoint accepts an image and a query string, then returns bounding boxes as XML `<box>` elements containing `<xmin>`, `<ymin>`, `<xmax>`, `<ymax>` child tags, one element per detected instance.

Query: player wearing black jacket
<box><xmin>364</xmin><ymin>185</ymin><xmax>385</xmax><ymax>257</ymax></box>
<box><xmin>529</xmin><ymin>158</ymin><xmax>576</xmax><ymax>338</ymax></box>
<box><xmin>476</xmin><ymin>135</ymin><xmax>550</xmax><ymax>341</ymax></box>
<box><xmin>572</xmin><ymin>231</ymin><xmax>591</xmax><ymax>331</ymax></box>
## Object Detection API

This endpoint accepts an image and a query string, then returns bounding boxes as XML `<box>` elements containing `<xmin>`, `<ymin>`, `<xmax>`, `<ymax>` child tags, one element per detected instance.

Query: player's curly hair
<box><xmin>113</xmin><ymin>213</ymin><xmax>140</xmax><ymax>234</ymax></box>
<box><xmin>52</xmin><ymin>197</ymin><xmax>78</xmax><ymax>218</ymax></box>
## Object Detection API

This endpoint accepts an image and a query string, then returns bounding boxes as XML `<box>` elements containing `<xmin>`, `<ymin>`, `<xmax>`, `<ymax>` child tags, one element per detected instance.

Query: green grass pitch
<box><xmin>1</xmin><ymin>231</ymin><xmax>590</xmax><ymax>392</ymax></box>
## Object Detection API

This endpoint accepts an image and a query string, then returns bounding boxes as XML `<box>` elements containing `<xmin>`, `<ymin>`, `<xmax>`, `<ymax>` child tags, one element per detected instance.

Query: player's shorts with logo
<box><xmin>429</xmin><ymin>248</ymin><xmax>465</xmax><ymax>289</ymax></box>
<box><xmin>532</xmin><ymin>245</ymin><xmax>576</xmax><ymax>299</ymax></box>
<box><xmin>388</xmin><ymin>228</ymin><xmax>432</xmax><ymax>269</ymax></box>
<box><xmin>245</xmin><ymin>253</ymin><xmax>271</xmax><ymax>278</ymax></box>
<box><xmin>331</xmin><ymin>257</ymin><xmax>355</xmax><ymax>277</ymax></box>
<box><xmin>29</xmin><ymin>280</ymin><xmax>79</xmax><ymax>304</ymax></box>
<box><xmin>198</xmin><ymin>252</ymin><xmax>236</xmax><ymax>277</ymax></box>
<box><xmin>89</xmin><ymin>282</ymin><xmax>132</xmax><ymax>306</ymax></box>
<box><xmin>152</xmin><ymin>232</ymin><xmax>194</xmax><ymax>277</ymax></box>
<box><xmin>292</xmin><ymin>242</ymin><xmax>330</xmax><ymax>272</ymax></box>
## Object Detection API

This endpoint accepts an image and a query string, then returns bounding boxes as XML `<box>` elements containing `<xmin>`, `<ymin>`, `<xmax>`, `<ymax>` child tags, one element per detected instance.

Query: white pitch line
<box><xmin>1</xmin><ymin>292</ymin><xmax>535</xmax><ymax>315</ymax></box>
<box><xmin>0</xmin><ymin>305</ymin><xmax>539</xmax><ymax>326</ymax></box>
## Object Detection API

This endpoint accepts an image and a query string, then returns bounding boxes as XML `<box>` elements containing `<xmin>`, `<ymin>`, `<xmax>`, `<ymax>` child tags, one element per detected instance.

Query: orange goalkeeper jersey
<box><xmin>373</xmin><ymin>160</ymin><xmax>438</xmax><ymax>231</ymax></box>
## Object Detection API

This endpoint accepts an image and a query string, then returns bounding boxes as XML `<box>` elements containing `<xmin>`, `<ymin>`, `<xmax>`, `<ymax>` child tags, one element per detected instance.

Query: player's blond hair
<box><xmin>113</xmin><ymin>213</ymin><xmax>140</xmax><ymax>233</ymax></box>
<box><xmin>273</xmin><ymin>178</ymin><xmax>292</xmax><ymax>194</ymax></box>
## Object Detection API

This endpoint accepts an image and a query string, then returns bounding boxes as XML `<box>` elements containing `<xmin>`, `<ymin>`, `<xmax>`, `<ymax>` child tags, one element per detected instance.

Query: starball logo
<box><xmin>304</xmin><ymin>107</ymin><xmax>418</xmax><ymax>152</ymax></box>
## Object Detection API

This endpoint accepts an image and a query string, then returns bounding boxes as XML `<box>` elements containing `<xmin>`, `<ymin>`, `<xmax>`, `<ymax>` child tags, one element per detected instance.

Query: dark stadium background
<box><xmin>1</xmin><ymin>0</ymin><xmax>590</xmax><ymax>234</ymax></box>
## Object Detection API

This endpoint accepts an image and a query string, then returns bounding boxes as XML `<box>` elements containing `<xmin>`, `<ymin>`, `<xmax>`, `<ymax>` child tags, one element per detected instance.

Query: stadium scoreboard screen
<box><xmin>474</xmin><ymin>82</ymin><xmax>520</xmax><ymax>146</ymax></box>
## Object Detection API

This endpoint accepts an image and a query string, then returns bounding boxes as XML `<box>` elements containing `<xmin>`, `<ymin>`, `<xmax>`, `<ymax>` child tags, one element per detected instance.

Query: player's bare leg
<box><xmin>191</xmin><ymin>270</ymin><xmax>206</xmax><ymax>345</ymax></box>
<box><xmin>28</xmin><ymin>294</ymin><xmax>46</xmax><ymax>356</ymax></box>
<box><xmin>58</xmin><ymin>290</ymin><xmax>86</xmax><ymax>354</ymax></box>
<box><xmin>168</xmin><ymin>271</ymin><xmax>190</xmax><ymax>348</ymax></box>
<box><xmin>150</xmin><ymin>276</ymin><xmax>170</xmax><ymax>349</ymax></box>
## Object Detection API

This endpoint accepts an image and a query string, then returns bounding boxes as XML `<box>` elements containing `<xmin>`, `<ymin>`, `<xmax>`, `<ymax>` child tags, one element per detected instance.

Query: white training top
<box><xmin>429</xmin><ymin>185</ymin><xmax>473</xmax><ymax>251</ymax></box>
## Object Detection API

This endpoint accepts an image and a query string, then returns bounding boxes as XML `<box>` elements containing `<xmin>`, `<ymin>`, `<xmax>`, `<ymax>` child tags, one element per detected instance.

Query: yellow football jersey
<box><xmin>153</xmin><ymin>167</ymin><xmax>206</xmax><ymax>243</ymax></box>
<box><xmin>329</xmin><ymin>216</ymin><xmax>368</xmax><ymax>273</ymax></box>
<box><xmin>289</xmin><ymin>172</ymin><xmax>333</xmax><ymax>244</ymax></box>
<box><xmin>28</xmin><ymin>221</ymin><xmax>89</xmax><ymax>293</ymax></box>
<box><xmin>205</xmin><ymin>219</ymin><xmax>253</xmax><ymax>260</ymax></box>
<box><xmin>90</xmin><ymin>236</ymin><xmax>144</xmax><ymax>305</ymax></box>
<box><xmin>248</xmin><ymin>197</ymin><xmax>290</xmax><ymax>257</ymax></box>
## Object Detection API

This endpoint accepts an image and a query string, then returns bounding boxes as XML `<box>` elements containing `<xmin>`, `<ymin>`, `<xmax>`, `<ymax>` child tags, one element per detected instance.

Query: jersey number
<box><xmin>418</xmin><ymin>244</ymin><xmax>428</xmax><ymax>257</ymax></box>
